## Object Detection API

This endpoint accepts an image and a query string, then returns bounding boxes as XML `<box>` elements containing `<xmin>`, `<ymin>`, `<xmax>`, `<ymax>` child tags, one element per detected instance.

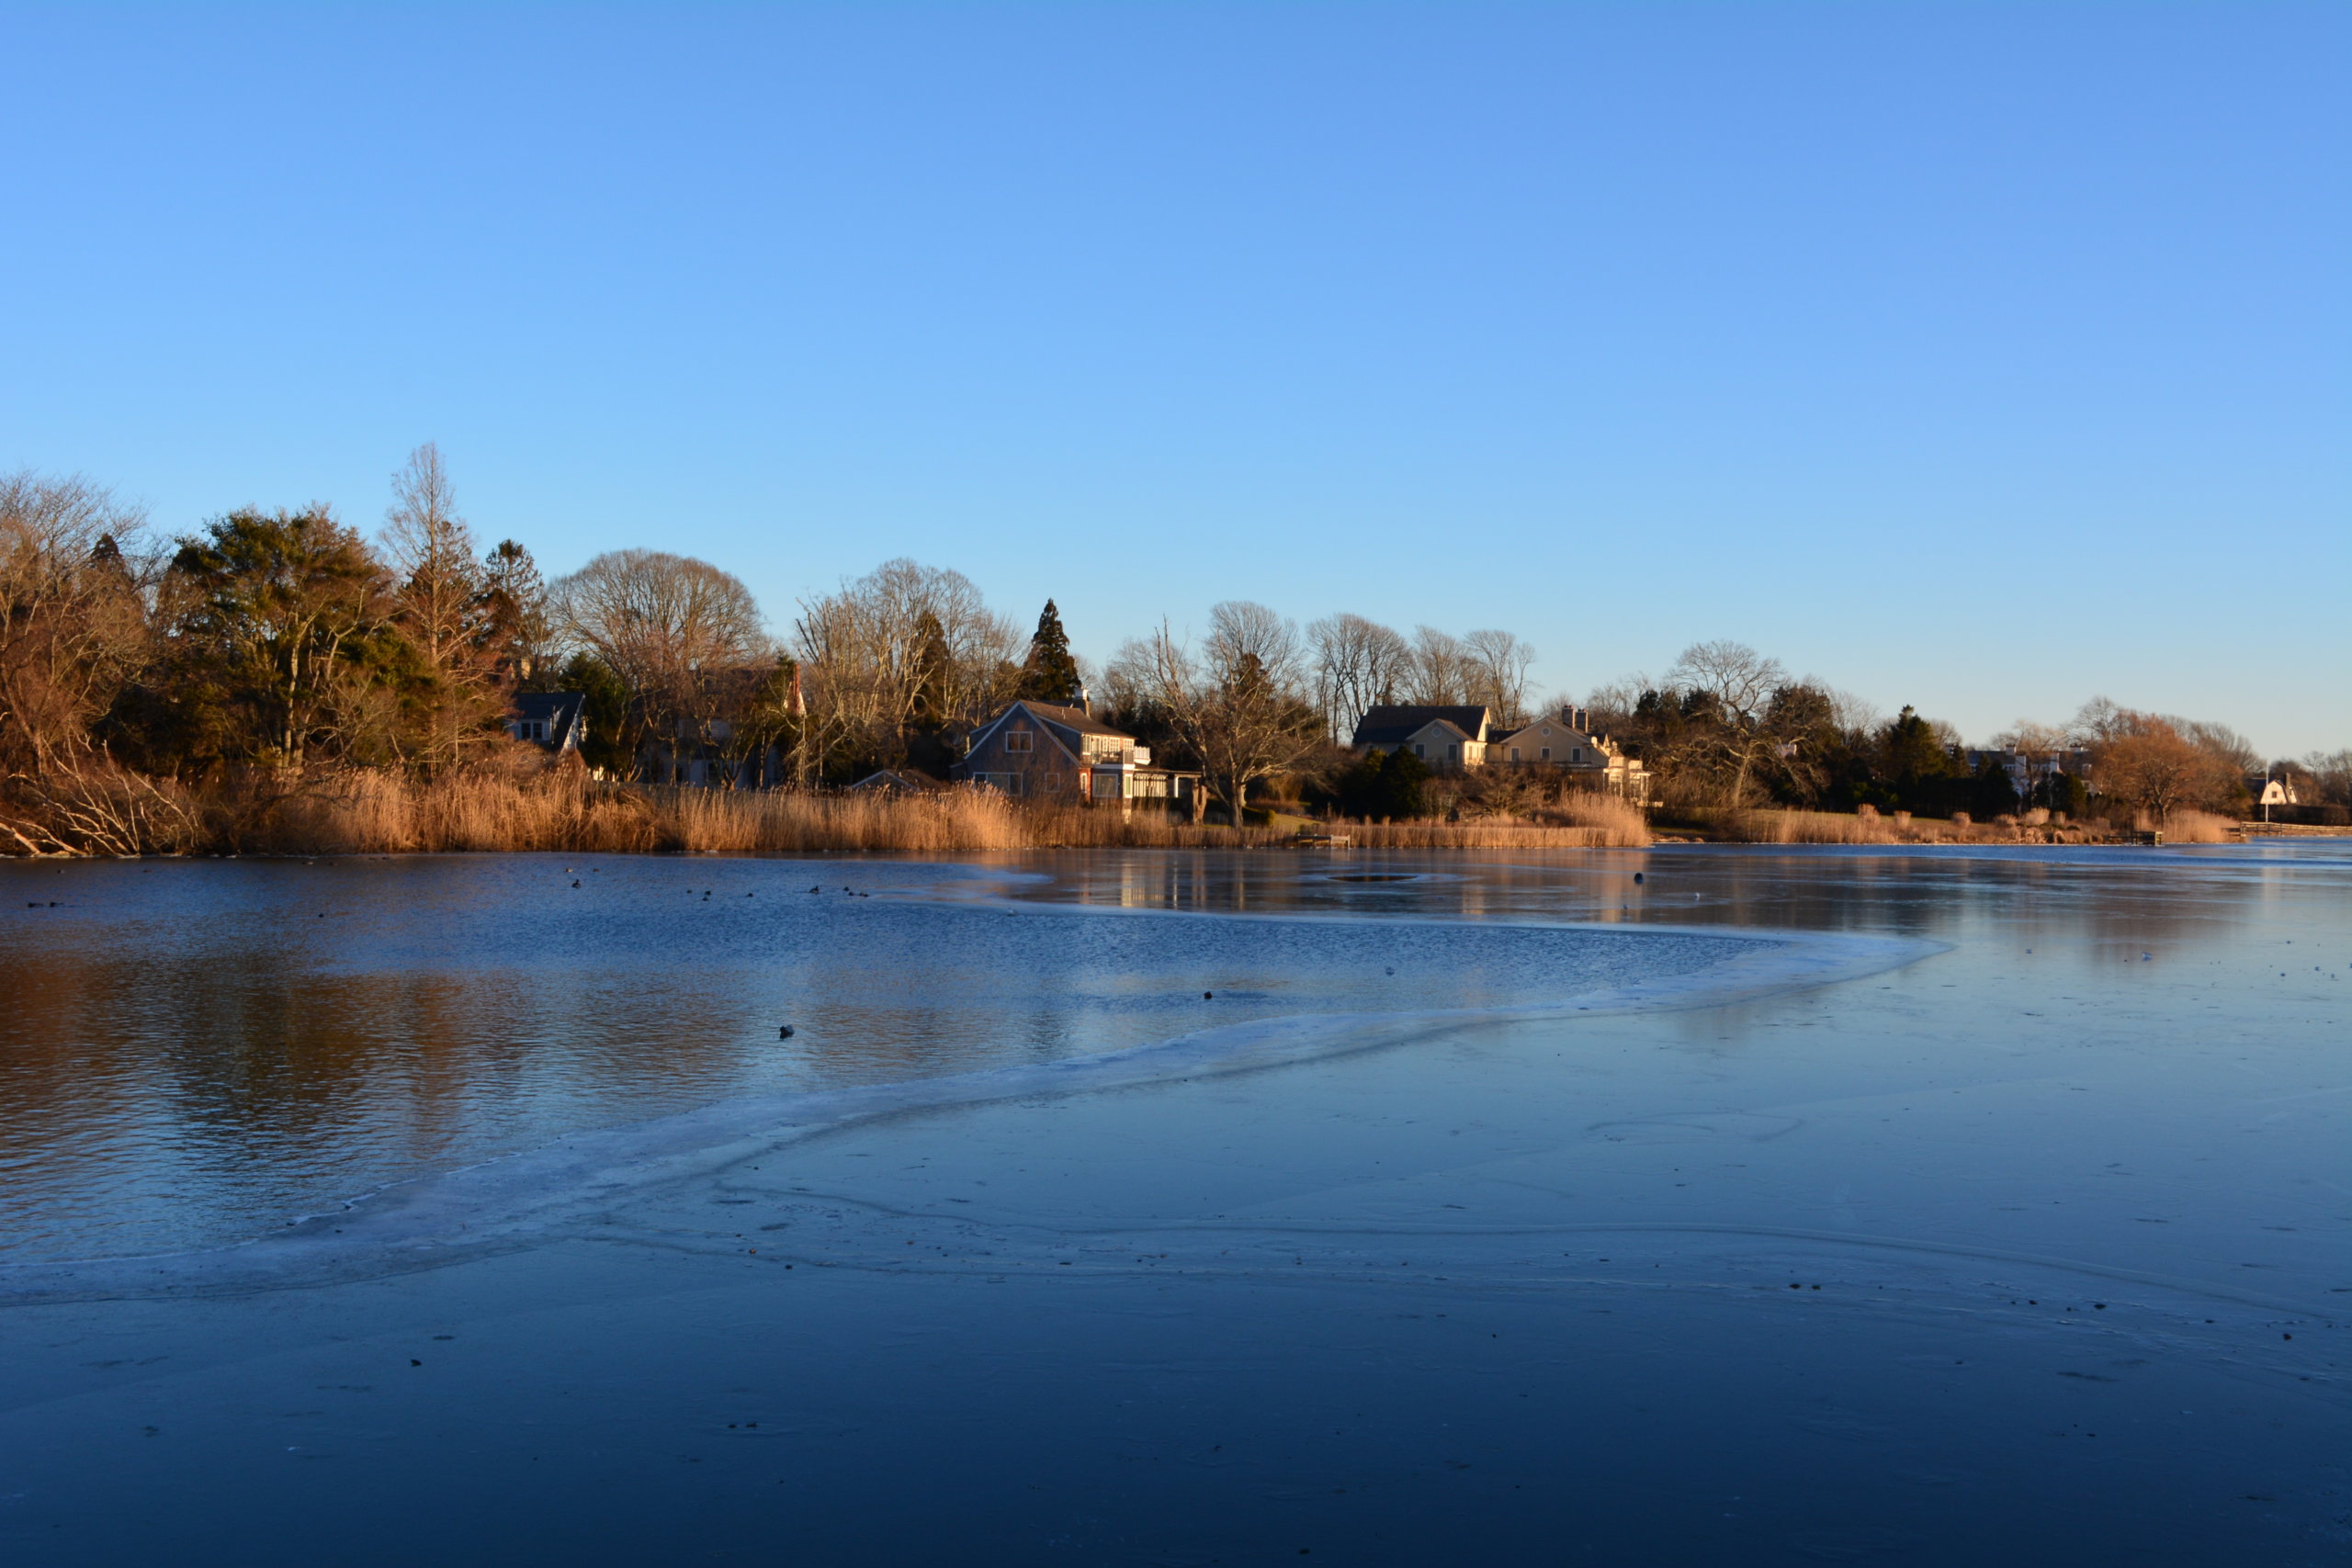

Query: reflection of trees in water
<box><xmin>8</xmin><ymin>848</ymin><xmax>2324</xmax><ymax>1260</ymax></box>
<box><xmin>0</xmin><ymin>942</ymin><xmax>765</xmax><ymax>1200</ymax></box>
<box><xmin>1039</xmin><ymin>848</ymin><xmax>2264</xmax><ymax>958</ymax></box>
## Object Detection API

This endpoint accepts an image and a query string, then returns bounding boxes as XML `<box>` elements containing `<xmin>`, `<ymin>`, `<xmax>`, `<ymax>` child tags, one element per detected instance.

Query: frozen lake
<box><xmin>0</xmin><ymin>854</ymin><xmax>1752</xmax><ymax>1262</ymax></box>
<box><xmin>1</xmin><ymin>843</ymin><xmax>2346</xmax><ymax>1563</ymax></box>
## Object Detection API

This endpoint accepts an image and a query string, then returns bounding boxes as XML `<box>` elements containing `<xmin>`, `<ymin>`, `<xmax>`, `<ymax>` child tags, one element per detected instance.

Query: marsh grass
<box><xmin>1724</xmin><ymin>808</ymin><xmax>1897</xmax><ymax>844</ymax></box>
<box><xmin>8</xmin><ymin>766</ymin><xmax>2243</xmax><ymax>857</ymax></box>
<box><xmin>2147</xmin><ymin>808</ymin><xmax>2236</xmax><ymax>844</ymax></box>
<box><xmin>3</xmin><ymin>768</ymin><xmax>1641</xmax><ymax>856</ymax></box>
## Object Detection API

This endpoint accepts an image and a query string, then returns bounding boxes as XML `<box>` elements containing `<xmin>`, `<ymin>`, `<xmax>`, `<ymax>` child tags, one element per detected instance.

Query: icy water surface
<box><xmin>0</xmin><ymin>853</ymin><xmax>1746</xmax><ymax>1260</ymax></box>
<box><xmin>1</xmin><ymin>842</ymin><xmax>2347</xmax><ymax>1565</ymax></box>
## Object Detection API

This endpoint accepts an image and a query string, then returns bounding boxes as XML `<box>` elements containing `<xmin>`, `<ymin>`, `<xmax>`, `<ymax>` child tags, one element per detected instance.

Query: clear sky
<box><xmin>6</xmin><ymin>3</ymin><xmax>2346</xmax><ymax>754</ymax></box>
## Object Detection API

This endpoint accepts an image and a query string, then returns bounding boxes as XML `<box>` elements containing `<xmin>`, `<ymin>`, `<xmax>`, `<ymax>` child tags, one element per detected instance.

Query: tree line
<box><xmin>3</xmin><ymin>452</ymin><xmax>2344</xmax><ymax>850</ymax></box>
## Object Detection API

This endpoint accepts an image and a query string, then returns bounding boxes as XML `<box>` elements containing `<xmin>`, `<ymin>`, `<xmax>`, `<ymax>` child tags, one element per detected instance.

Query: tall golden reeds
<box><xmin>2149</xmin><ymin>808</ymin><xmax>2236</xmax><ymax>844</ymax></box>
<box><xmin>7</xmin><ymin>768</ymin><xmax>1657</xmax><ymax>856</ymax></box>
<box><xmin>1721</xmin><ymin>808</ymin><xmax>1896</xmax><ymax>845</ymax></box>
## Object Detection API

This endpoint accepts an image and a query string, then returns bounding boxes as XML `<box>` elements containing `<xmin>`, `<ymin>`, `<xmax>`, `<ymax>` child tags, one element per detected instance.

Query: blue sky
<box><xmin>5</xmin><ymin>3</ymin><xmax>2346</xmax><ymax>754</ymax></box>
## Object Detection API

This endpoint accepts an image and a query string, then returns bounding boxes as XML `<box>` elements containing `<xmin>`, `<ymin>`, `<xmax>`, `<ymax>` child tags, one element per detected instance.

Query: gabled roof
<box><xmin>1351</xmin><ymin>705</ymin><xmax>1492</xmax><ymax>748</ymax></box>
<box><xmin>1492</xmin><ymin>716</ymin><xmax>1598</xmax><ymax>749</ymax></box>
<box><xmin>849</xmin><ymin>768</ymin><xmax>948</xmax><ymax>793</ymax></box>
<box><xmin>1011</xmin><ymin>700</ymin><xmax>1133</xmax><ymax>740</ymax></box>
<box><xmin>514</xmin><ymin>691</ymin><xmax>585</xmax><ymax>724</ymax></box>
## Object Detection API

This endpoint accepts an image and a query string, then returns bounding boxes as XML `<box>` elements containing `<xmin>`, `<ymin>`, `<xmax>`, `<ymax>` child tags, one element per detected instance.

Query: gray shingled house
<box><xmin>954</xmin><ymin>701</ymin><xmax>1200</xmax><ymax>810</ymax></box>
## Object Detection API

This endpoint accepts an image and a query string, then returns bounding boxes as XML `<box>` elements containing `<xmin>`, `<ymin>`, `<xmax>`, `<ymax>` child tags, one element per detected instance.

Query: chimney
<box><xmin>788</xmin><ymin>664</ymin><xmax>805</xmax><ymax>717</ymax></box>
<box><xmin>1077</xmin><ymin>684</ymin><xmax>1091</xmax><ymax>716</ymax></box>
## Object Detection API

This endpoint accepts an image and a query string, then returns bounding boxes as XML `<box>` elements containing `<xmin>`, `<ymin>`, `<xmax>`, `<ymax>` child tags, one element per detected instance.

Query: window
<box><xmin>1447</xmin><ymin>744</ymin><xmax>1459</xmax><ymax>761</ymax></box>
<box><xmin>1045</xmin><ymin>773</ymin><xmax>1060</xmax><ymax>793</ymax></box>
<box><xmin>1573</xmin><ymin>748</ymin><xmax>1583</xmax><ymax>762</ymax></box>
<box><xmin>1413</xmin><ymin>744</ymin><xmax>1425</xmax><ymax>758</ymax></box>
<box><xmin>1004</xmin><ymin>730</ymin><xmax>1032</xmax><ymax>752</ymax></box>
<box><xmin>1540</xmin><ymin>746</ymin><xmax>1551</xmax><ymax>761</ymax></box>
<box><xmin>1510</xmin><ymin>747</ymin><xmax>1521</xmax><ymax>761</ymax></box>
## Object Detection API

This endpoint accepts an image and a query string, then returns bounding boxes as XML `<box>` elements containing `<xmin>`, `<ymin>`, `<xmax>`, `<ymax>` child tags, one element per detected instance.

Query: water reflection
<box><xmin>0</xmin><ymin>853</ymin><xmax>1735</xmax><ymax>1261</ymax></box>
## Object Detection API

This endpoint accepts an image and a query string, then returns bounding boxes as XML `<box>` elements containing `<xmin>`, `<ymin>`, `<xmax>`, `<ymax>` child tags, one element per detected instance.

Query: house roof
<box><xmin>514</xmin><ymin>691</ymin><xmax>585</xmax><ymax>725</ymax></box>
<box><xmin>1492</xmin><ymin>716</ymin><xmax>1598</xmax><ymax>750</ymax></box>
<box><xmin>1012</xmin><ymin>700</ymin><xmax>1133</xmax><ymax>739</ymax></box>
<box><xmin>1351</xmin><ymin>705</ymin><xmax>1492</xmax><ymax>747</ymax></box>
<box><xmin>849</xmin><ymin>768</ymin><xmax>947</xmax><ymax>793</ymax></box>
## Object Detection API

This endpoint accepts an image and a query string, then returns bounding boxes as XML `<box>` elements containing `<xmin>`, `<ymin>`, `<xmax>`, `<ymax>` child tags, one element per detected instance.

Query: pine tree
<box><xmin>1018</xmin><ymin>599</ymin><xmax>1081</xmax><ymax>704</ymax></box>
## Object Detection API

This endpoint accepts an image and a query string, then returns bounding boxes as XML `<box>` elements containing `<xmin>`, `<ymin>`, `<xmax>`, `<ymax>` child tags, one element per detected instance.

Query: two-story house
<box><xmin>955</xmin><ymin>701</ymin><xmax>1201</xmax><ymax>810</ymax></box>
<box><xmin>1489</xmin><ymin>706</ymin><xmax>1649</xmax><ymax>801</ymax></box>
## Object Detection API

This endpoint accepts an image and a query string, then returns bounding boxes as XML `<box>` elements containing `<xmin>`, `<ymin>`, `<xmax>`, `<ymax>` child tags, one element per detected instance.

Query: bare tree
<box><xmin>2182</xmin><ymin>719</ymin><xmax>2260</xmax><ymax>776</ymax></box>
<box><xmin>2300</xmin><ymin>749</ymin><xmax>2352</xmax><ymax>809</ymax></box>
<box><xmin>1582</xmin><ymin>675</ymin><xmax>1651</xmax><ymax>734</ymax></box>
<box><xmin>1204</xmin><ymin>600</ymin><xmax>1306</xmax><ymax>694</ymax></box>
<box><xmin>553</xmin><ymin>549</ymin><xmax>771</xmax><ymax>776</ymax></box>
<box><xmin>1122</xmin><ymin>603</ymin><xmax>1321</xmax><ymax>824</ymax></box>
<box><xmin>2067</xmin><ymin>696</ymin><xmax>2131</xmax><ymax>747</ymax></box>
<box><xmin>382</xmin><ymin>444</ymin><xmax>499</xmax><ymax>773</ymax></box>
<box><xmin>1462</xmin><ymin>628</ymin><xmax>1537</xmax><ymax>728</ymax></box>
<box><xmin>0</xmin><ymin>471</ymin><xmax>151</xmax><ymax>777</ymax></box>
<box><xmin>791</xmin><ymin>558</ymin><xmax>1021</xmax><ymax>780</ymax></box>
<box><xmin>1826</xmin><ymin>688</ymin><xmax>1884</xmax><ymax>737</ymax></box>
<box><xmin>1306</xmin><ymin>612</ymin><xmax>1410</xmax><ymax>741</ymax></box>
<box><xmin>1989</xmin><ymin>718</ymin><xmax>2070</xmax><ymax>754</ymax></box>
<box><xmin>1664</xmin><ymin>639</ymin><xmax>1792</xmax><ymax>807</ymax></box>
<box><xmin>1405</xmin><ymin>626</ymin><xmax>1476</xmax><ymax>705</ymax></box>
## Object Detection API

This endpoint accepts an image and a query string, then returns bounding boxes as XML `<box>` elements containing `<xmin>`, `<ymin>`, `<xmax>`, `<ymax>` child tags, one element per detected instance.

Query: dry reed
<box><xmin>1723</xmin><ymin>808</ymin><xmax>1896</xmax><ymax>845</ymax></box>
<box><xmin>1</xmin><ymin>767</ymin><xmax>1660</xmax><ymax>856</ymax></box>
<box><xmin>2151</xmin><ymin>808</ymin><xmax>2235</xmax><ymax>845</ymax></box>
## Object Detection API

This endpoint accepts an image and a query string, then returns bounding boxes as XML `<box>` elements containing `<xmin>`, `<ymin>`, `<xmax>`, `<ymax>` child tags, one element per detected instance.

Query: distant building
<box><xmin>2252</xmin><ymin>774</ymin><xmax>2298</xmax><ymax>808</ymax></box>
<box><xmin>1349</xmin><ymin>705</ymin><xmax>1495</xmax><ymax>770</ymax></box>
<box><xmin>955</xmin><ymin>700</ymin><xmax>1201</xmax><ymax>809</ymax></box>
<box><xmin>848</xmin><ymin>768</ymin><xmax>949</xmax><ymax>795</ymax></box>
<box><xmin>1964</xmin><ymin>748</ymin><xmax>2096</xmax><ymax>799</ymax></box>
<box><xmin>507</xmin><ymin>692</ymin><xmax>586</xmax><ymax>754</ymax></box>
<box><xmin>1489</xmin><ymin>707</ymin><xmax>1649</xmax><ymax>801</ymax></box>
<box><xmin>631</xmin><ymin>666</ymin><xmax>796</xmax><ymax>789</ymax></box>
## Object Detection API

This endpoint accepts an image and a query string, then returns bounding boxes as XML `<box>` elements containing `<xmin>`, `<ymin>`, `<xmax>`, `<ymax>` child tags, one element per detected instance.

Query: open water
<box><xmin>0</xmin><ymin>842</ymin><xmax>2346</xmax><ymax>1564</ymax></box>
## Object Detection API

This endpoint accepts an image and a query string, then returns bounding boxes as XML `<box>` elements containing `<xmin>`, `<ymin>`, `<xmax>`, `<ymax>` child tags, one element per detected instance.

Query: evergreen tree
<box><xmin>558</xmin><ymin>652</ymin><xmax>634</xmax><ymax>776</ymax></box>
<box><xmin>910</xmin><ymin>610</ymin><xmax>951</xmax><ymax>727</ymax></box>
<box><xmin>1017</xmin><ymin>599</ymin><xmax>1081</xmax><ymax>704</ymax></box>
<box><xmin>480</xmin><ymin>539</ymin><xmax>551</xmax><ymax>686</ymax></box>
<box><xmin>1972</xmin><ymin>753</ymin><xmax>2023</xmax><ymax>819</ymax></box>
